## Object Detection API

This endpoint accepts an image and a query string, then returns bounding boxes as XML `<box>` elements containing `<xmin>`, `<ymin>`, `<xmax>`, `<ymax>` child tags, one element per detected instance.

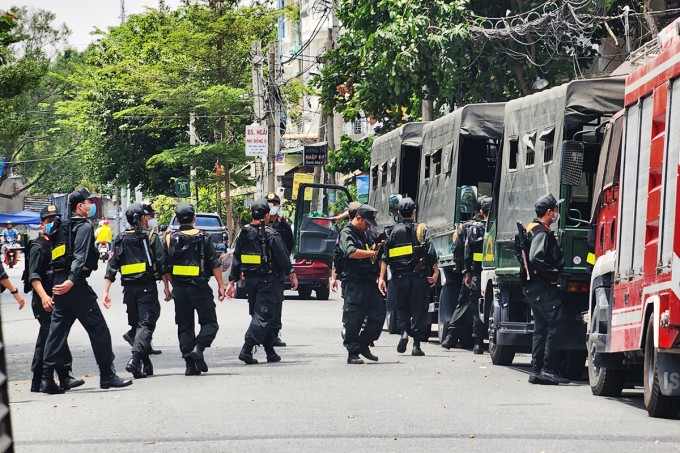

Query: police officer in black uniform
<box><xmin>265</xmin><ymin>192</ymin><xmax>294</xmax><ymax>347</ymax></box>
<box><xmin>227</xmin><ymin>199</ymin><xmax>298</xmax><ymax>364</ymax></box>
<box><xmin>41</xmin><ymin>188</ymin><xmax>131</xmax><ymax>394</ymax></box>
<box><xmin>338</xmin><ymin>204</ymin><xmax>385</xmax><ymax>364</ymax></box>
<box><xmin>442</xmin><ymin>196</ymin><xmax>491</xmax><ymax>354</ymax></box>
<box><xmin>523</xmin><ymin>194</ymin><xmax>569</xmax><ymax>385</ymax></box>
<box><xmin>378</xmin><ymin>198</ymin><xmax>438</xmax><ymax>356</ymax></box>
<box><xmin>165</xmin><ymin>202</ymin><xmax>225</xmax><ymax>376</ymax></box>
<box><xmin>27</xmin><ymin>205</ymin><xmax>83</xmax><ymax>392</ymax></box>
<box><xmin>440</xmin><ymin>221</ymin><xmax>469</xmax><ymax>350</ymax></box>
<box><xmin>103</xmin><ymin>202</ymin><xmax>169</xmax><ymax>379</ymax></box>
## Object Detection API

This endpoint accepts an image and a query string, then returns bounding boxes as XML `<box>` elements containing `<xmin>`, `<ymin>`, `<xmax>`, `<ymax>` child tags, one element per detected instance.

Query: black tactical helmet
<box><xmin>398</xmin><ymin>197</ymin><xmax>416</xmax><ymax>216</ymax></box>
<box><xmin>250</xmin><ymin>198</ymin><xmax>270</xmax><ymax>220</ymax></box>
<box><xmin>477</xmin><ymin>196</ymin><xmax>492</xmax><ymax>215</ymax></box>
<box><xmin>126</xmin><ymin>203</ymin><xmax>144</xmax><ymax>226</ymax></box>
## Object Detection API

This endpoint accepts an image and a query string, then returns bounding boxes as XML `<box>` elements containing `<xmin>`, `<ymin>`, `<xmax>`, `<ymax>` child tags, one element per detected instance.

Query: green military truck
<box><xmin>480</xmin><ymin>77</ymin><xmax>624</xmax><ymax>379</ymax></box>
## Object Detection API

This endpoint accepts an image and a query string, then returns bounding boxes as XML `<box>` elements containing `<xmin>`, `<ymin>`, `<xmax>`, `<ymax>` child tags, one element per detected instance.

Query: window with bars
<box><xmin>509</xmin><ymin>139</ymin><xmax>518</xmax><ymax>170</ymax></box>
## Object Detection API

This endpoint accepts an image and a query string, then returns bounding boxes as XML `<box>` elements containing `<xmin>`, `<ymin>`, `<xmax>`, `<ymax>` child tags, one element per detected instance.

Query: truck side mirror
<box><xmin>560</xmin><ymin>140</ymin><xmax>584</xmax><ymax>186</ymax></box>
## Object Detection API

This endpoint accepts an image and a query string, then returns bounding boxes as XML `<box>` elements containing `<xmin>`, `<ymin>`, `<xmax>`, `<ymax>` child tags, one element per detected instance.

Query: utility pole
<box><xmin>422</xmin><ymin>85</ymin><xmax>434</xmax><ymax>121</ymax></box>
<box><xmin>251</xmin><ymin>41</ymin><xmax>266</xmax><ymax>198</ymax></box>
<box><xmin>267</xmin><ymin>41</ymin><xmax>279</xmax><ymax>194</ymax></box>
<box><xmin>321</xmin><ymin>2</ymin><xmax>339</xmax><ymax>186</ymax></box>
<box><xmin>119</xmin><ymin>0</ymin><xmax>126</xmax><ymax>24</ymax></box>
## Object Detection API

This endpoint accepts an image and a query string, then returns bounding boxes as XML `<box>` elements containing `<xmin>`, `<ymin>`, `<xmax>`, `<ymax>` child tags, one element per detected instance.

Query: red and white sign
<box><xmin>245</xmin><ymin>124</ymin><xmax>268</xmax><ymax>157</ymax></box>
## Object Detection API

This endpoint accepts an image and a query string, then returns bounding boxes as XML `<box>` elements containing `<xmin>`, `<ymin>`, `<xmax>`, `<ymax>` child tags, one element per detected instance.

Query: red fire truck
<box><xmin>587</xmin><ymin>19</ymin><xmax>680</xmax><ymax>418</ymax></box>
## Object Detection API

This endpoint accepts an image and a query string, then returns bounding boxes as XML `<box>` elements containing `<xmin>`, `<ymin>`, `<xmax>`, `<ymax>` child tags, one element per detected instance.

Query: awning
<box><xmin>539</xmin><ymin>127</ymin><xmax>555</xmax><ymax>142</ymax></box>
<box><xmin>0</xmin><ymin>211</ymin><xmax>41</xmax><ymax>225</ymax></box>
<box><xmin>523</xmin><ymin>132</ymin><xmax>537</xmax><ymax>150</ymax></box>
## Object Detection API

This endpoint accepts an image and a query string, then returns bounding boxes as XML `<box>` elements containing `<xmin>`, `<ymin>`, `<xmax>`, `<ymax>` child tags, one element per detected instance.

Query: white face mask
<box><xmin>551</xmin><ymin>211</ymin><xmax>559</xmax><ymax>224</ymax></box>
<box><xmin>268</xmin><ymin>203</ymin><xmax>279</xmax><ymax>216</ymax></box>
<box><xmin>147</xmin><ymin>218</ymin><xmax>159</xmax><ymax>230</ymax></box>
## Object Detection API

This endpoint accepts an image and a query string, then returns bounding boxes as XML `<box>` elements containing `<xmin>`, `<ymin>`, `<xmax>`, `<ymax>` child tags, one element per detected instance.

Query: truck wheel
<box><xmin>298</xmin><ymin>288</ymin><xmax>312</xmax><ymax>299</ymax></box>
<box><xmin>561</xmin><ymin>349</ymin><xmax>587</xmax><ymax>381</ymax></box>
<box><xmin>587</xmin><ymin>308</ymin><xmax>625</xmax><ymax>396</ymax></box>
<box><xmin>385</xmin><ymin>309</ymin><xmax>398</xmax><ymax>334</ymax></box>
<box><xmin>488</xmin><ymin>325</ymin><xmax>515</xmax><ymax>366</ymax></box>
<box><xmin>643</xmin><ymin>317</ymin><xmax>680</xmax><ymax>418</ymax></box>
<box><xmin>315</xmin><ymin>285</ymin><xmax>330</xmax><ymax>300</ymax></box>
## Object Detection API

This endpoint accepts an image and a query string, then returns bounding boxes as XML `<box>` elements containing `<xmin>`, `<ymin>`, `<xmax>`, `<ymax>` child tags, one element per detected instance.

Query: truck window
<box><xmin>433</xmin><ymin>148</ymin><xmax>442</xmax><ymax>175</ymax></box>
<box><xmin>371</xmin><ymin>165</ymin><xmax>378</xmax><ymax>190</ymax></box>
<box><xmin>509</xmin><ymin>139</ymin><xmax>518</xmax><ymax>170</ymax></box>
<box><xmin>194</xmin><ymin>216</ymin><xmax>222</xmax><ymax>227</ymax></box>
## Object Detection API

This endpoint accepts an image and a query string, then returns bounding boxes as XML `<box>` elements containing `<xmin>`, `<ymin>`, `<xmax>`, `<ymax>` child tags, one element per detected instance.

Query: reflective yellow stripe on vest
<box><xmin>52</xmin><ymin>244</ymin><xmax>66</xmax><ymax>260</ymax></box>
<box><xmin>388</xmin><ymin>245</ymin><xmax>414</xmax><ymax>258</ymax></box>
<box><xmin>586</xmin><ymin>252</ymin><xmax>596</xmax><ymax>265</ymax></box>
<box><xmin>241</xmin><ymin>254</ymin><xmax>262</xmax><ymax>265</ymax></box>
<box><xmin>121</xmin><ymin>262</ymin><xmax>146</xmax><ymax>275</ymax></box>
<box><xmin>473</xmin><ymin>253</ymin><xmax>483</xmax><ymax>262</ymax></box>
<box><xmin>172</xmin><ymin>265</ymin><xmax>200</xmax><ymax>276</ymax></box>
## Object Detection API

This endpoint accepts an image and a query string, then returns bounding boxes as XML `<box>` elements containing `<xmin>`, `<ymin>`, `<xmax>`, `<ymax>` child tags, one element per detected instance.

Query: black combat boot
<box><xmin>473</xmin><ymin>340</ymin><xmax>484</xmax><ymax>355</ymax></box>
<box><xmin>100</xmin><ymin>364</ymin><xmax>133</xmax><ymax>389</ymax></box>
<box><xmin>441</xmin><ymin>333</ymin><xmax>456</xmax><ymax>350</ymax></box>
<box><xmin>264</xmin><ymin>345</ymin><xmax>281</xmax><ymax>363</ymax></box>
<box><xmin>412</xmin><ymin>340</ymin><xmax>425</xmax><ymax>356</ymax></box>
<box><xmin>539</xmin><ymin>369</ymin><xmax>570</xmax><ymax>385</ymax></box>
<box><xmin>347</xmin><ymin>353</ymin><xmax>364</xmax><ymax>365</ymax></box>
<box><xmin>185</xmin><ymin>358</ymin><xmax>201</xmax><ymax>376</ymax></box>
<box><xmin>142</xmin><ymin>354</ymin><xmax>153</xmax><ymax>376</ymax></box>
<box><xmin>123</xmin><ymin>331</ymin><xmax>134</xmax><ymax>347</ymax></box>
<box><xmin>272</xmin><ymin>337</ymin><xmax>287</xmax><ymax>347</ymax></box>
<box><xmin>57</xmin><ymin>368</ymin><xmax>85</xmax><ymax>390</ymax></box>
<box><xmin>31</xmin><ymin>372</ymin><xmax>42</xmax><ymax>393</ymax></box>
<box><xmin>40</xmin><ymin>369</ymin><xmax>65</xmax><ymax>395</ymax></box>
<box><xmin>397</xmin><ymin>331</ymin><xmax>409</xmax><ymax>353</ymax></box>
<box><xmin>188</xmin><ymin>344</ymin><xmax>208</xmax><ymax>372</ymax></box>
<box><xmin>239</xmin><ymin>343</ymin><xmax>259</xmax><ymax>365</ymax></box>
<box><xmin>149</xmin><ymin>342</ymin><xmax>162</xmax><ymax>355</ymax></box>
<box><xmin>125</xmin><ymin>352</ymin><xmax>146</xmax><ymax>379</ymax></box>
<box><xmin>359</xmin><ymin>346</ymin><xmax>379</xmax><ymax>361</ymax></box>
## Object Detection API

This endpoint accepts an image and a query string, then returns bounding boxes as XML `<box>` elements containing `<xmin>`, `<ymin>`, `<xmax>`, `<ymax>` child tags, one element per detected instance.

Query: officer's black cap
<box><xmin>175</xmin><ymin>202</ymin><xmax>195</xmax><ymax>223</ymax></box>
<box><xmin>141</xmin><ymin>201</ymin><xmax>155</xmax><ymax>215</ymax></box>
<box><xmin>356</xmin><ymin>204</ymin><xmax>378</xmax><ymax>227</ymax></box>
<box><xmin>126</xmin><ymin>203</ymin><xmax>144</xmax><ymax>224</ymax></box>
<box><xmin>534</xmin><ymin>193</ymin><xmax>563</xmax><ymax>213</ymax></box>
<box><xmin>69</xmin><ymin>188</ymin><xmax>97</xmax><ymax>206</ymax></box>
<box><xmin>266</xmin><ymin>193</ymin><xmax>281</xmax><ymax>204</ymax></box>
<box><xmin>40</xmin><ymin>205</ymin><xmax>59</xmax><ymax>220</ymax></box>
<box><xmin>251</xmin><ymin>198</ymin><xmax>270</xmax><ymax>220</ymax></box>
<box><xmin>477</xmin><ymin>196</ymin><xmax>493</xmax><ymax>214</ymax></box>
<box><xmin>347</xmin><ymin>201</ymin><xmax>362</xmax><ymax>219</ymax></box>
<box><xmin>398</xmin><ymin>197</ymin><xmax>416</xmax><ymax>214</ymax></box>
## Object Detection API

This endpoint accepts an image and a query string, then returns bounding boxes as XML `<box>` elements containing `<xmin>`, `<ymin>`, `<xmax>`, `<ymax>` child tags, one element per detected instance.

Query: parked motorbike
<box><xmin>98</xmin><ymin>242</ymin><xmax>110</xmax><ymax>263</ymax></box>
<box><xmin>2</xmin><ymin>240</ymin><xmax>21</xmax><ymax>268</ymax></box>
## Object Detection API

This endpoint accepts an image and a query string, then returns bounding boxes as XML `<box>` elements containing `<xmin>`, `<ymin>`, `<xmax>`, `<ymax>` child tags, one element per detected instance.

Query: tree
<box><xmin>326</xmin><ymin>134</ymin><xmax>373</xmax><ymax>175</ymax></box>
<box><xmin>0</xmin><ymin>7</ymin><xmax>82</xmax><ymax>199</ymax></box>
<box><xmin>316</xmin><ymin>0</ymin><xmax>615</xmax><ymax>125</ymax></box>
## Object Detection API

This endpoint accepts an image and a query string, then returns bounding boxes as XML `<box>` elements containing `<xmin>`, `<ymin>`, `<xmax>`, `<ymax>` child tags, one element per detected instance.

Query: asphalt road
<box><xmin>2</xmin><ymin>262</ymin><xmax>680</xmax><ymax>452</ymax></box>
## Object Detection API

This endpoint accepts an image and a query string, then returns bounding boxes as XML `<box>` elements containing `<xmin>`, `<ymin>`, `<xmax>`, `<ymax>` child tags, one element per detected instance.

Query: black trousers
<box><xmin>173</xmin><ymin>281</ymin><xmax>219</xmax><ymax>357</ymax></box>
<box><xmin>31</xmin><ymin>292</ymin><xmax>73</xmax><ymax>376</ymax></box>
<box><xmin>342</xmin><ymin>278</ymin><xmax>385</xmax><ymax>355</ymax></box>
<box><xmin>123</xmin><ymin>281</ymin><xmax>161</xmax><ymax>355</ymax></box>
<box><xmin>523</xmin><ymin>283</ymin><xmax>566</xmax><ymax>373</ymax></box>
<box><xmin>43</xmin><ymin>275</ymin><xmax>115</xmax><ymax>372</ymax></box>
<box><xmin>245</xmin><ymin>275</ymin><xmax>283</xmax><ymax>347</ymax></box>
<box><xmin>269</xmin><ymin>277</ymin><xmax>284</xmax><ymax>338</ymax></box>
<box><xmin>390</xmin><ymin>272</ymin><xmax>430</xmax><ymax>342</ymax></box>
<box><xmin>447</xmin><ymin>273</ymin><xmax>484</xmax><ymax>344</ymax></box>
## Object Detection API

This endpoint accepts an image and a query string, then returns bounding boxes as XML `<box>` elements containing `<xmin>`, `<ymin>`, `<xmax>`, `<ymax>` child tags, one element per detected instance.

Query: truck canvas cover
<box><xmin>418</xmin><ymin>103</ymin><xmax>505</xmax><ymax>237</ymax></box>
<box><xmin>496</xmin><ymin>77</ymin><xmax>624</xmax><ymax>244</ymax></box>
<box><xmin>369</xmin><ymin>122</ymin><xmax>425</xmax><ymax>228</ymax></box>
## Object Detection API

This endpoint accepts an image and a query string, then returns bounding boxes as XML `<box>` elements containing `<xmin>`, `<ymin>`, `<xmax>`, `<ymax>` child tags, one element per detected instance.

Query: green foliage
<box><xmin>152</xmin><ymin>194</ymin><xmax>178</xmax><ymax>227</ymax></box>
<box><xmin>326</xmin><ymin>134</ymin><xmax>374</xmax><ymax>175</ymax></box>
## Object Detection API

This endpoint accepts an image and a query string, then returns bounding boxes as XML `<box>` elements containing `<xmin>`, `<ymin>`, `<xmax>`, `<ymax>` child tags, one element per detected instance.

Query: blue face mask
<box><xmin>45</xmin><ymin>222</ymin><xmax>54</xmax><ymax>234</ymax></box>
<box><xmin>87</xmin><ymin>203</ymin><xmax>97</xmax><ymax>218</ymax></box>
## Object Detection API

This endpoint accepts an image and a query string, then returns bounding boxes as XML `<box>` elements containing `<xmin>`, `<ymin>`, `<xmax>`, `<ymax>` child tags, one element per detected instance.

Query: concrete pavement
<box><xmin>2</xmin><ymin>264</ymin><xmax>680</xmax><ymax>452</ymax></box>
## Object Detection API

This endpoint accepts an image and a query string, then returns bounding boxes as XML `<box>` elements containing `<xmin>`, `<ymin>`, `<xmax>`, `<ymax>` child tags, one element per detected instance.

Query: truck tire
<box><xmin>385</xmin><ymin>309</ymin><xmax>398</xmax><ymax>334</ymax></box>
<box><xmin>561</xmin><ymin>349</ymin><xmax>587</xmax><ymax>381</ymax></box>
<box><xmin>488</xmin><ymin>325</ymin><xmax>515</xmax><ymax>366</ymax></box>
<box><xmin>643</xmin><ymin>317</ymin><xmax>680</xmax><ymax>418</ymax></box>
<box><xmin>587</xmin><ymin>307</ymin><xmax>626</xmax><ymax>396</ymax></box>
<box><xmin>298</xmin><ymin>288</ymin><xmax>312</xmax><ymax>299</ymax></box>
<box><xmin>315</xmin><ymin>285</ymin><xmax>330</xmax><ymax>300</ymax></box>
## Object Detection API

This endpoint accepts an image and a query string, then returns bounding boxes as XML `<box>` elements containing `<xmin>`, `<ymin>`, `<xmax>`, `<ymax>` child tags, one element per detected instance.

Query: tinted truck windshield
<box><xmin>172</xmin><ymin>216</ymin><xmax>222</xmax><ymax>227</ymax></box>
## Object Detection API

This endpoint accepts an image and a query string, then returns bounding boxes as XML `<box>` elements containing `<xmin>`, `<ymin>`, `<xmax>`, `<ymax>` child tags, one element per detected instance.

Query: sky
<box><xmin>6</xmin><ymin>0</ymin><xmax>185</xmax><ymax>50</ymax></box>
